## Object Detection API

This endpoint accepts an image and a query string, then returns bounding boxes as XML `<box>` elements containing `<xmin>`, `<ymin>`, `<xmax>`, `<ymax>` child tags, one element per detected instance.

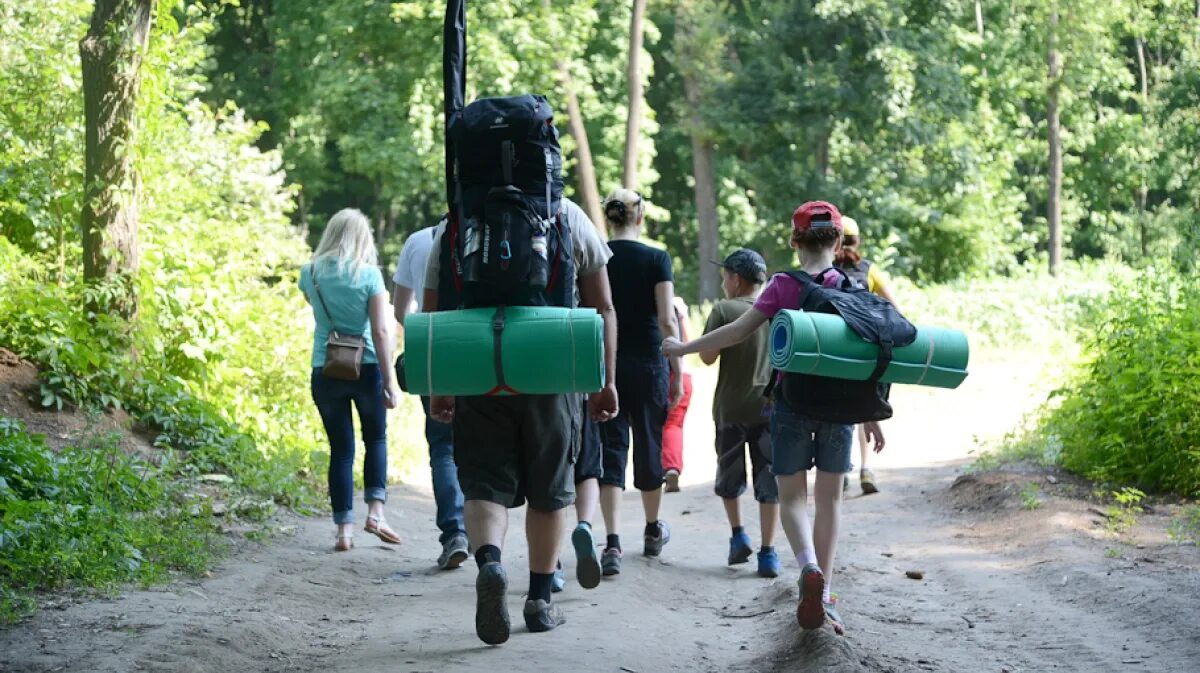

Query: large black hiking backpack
<box><xmin>767</xmin><ymin>268</ymin><xmax>917</xmax><ymax>424</ymax></box>
<box><xmin>441</xmin><ymin>2</ymin><xmax>572</xmax><ymax>310</ymax></box>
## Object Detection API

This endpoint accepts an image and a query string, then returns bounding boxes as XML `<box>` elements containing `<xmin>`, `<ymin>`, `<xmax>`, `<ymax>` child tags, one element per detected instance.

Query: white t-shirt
<box><xmin>392</xmin><ymin>222</ymin><xmax>443</xmax><ymax>312</ymax></box>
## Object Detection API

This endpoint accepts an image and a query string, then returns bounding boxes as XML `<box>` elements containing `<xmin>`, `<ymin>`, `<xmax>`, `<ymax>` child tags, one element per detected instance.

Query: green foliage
<box><xmin>1029</xmin><ymin>273</ymin><xmax>1200</xmax><ymax>495</ymax></box>
<box><xmin>1168</xmin><ymin>505</ymin><xmax>1200</xmax><ymax>545</ymax></box>
<box><xmin>1020</xmin><ymin>482</ymin><xmax>1042</xmax><ymax>510</ymax></box>
<box><xmin>1105</xmin><ymin>487</ymin><xmax>1145</xmax><ymax>535</ymax></box>
<box><xmin>0</xmin><ymin>418</ymin><xmax>218</xmax><ymax>624</ymax></box>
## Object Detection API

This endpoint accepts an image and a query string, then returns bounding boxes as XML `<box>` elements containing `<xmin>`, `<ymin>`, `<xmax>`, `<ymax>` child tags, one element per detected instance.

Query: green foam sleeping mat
<box><xmin>404</xmin><ymin>306</ymin><xmax>604</xmax><ymax>396</ymax></box>
<box><xmin>769</xmin><ymin>310</ymin><xmax>970</xmax><ymax>389</ymax></box>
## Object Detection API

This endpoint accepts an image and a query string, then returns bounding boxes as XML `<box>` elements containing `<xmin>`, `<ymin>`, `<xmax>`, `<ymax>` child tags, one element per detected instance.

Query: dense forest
<box><xmin>1</xmin><ymin>0</ymin><xmax>1198</xmax><ymax>622</ymax></box>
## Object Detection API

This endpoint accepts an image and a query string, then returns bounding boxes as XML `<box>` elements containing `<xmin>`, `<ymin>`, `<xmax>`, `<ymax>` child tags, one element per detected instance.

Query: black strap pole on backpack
<box><xmin>444</xmin><ymin>0</ymin><xmax>466</xmax><ymax>218</ymax></box>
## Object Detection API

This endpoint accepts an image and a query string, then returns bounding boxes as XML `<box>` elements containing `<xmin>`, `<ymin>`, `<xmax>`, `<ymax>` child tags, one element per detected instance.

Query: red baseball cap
<box><xmin>792</xmin><ymin>201</ymin><xmax>843</xmax><ymax>233</ymax></box>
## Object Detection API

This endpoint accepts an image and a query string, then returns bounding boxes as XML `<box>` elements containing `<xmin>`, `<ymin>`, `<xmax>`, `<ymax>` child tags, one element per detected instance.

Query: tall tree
<box><xmin>675</xmin><ymin>0</ymin><xmax>721</xmax><ymax>301</ymax></box>
<box><xmin>79</xmin><ymin>0</ymin><xmax>153</xmax><ymax>316</ymax></box>
<box><xmin>623</xmin><ymin>0</ymin><xmax>648</xmax><ymax>187</ymax></box>
<box><xmin>1047</xmin><ymin>7</ymin><xmax>1063</xmax><ymax>275</ymax></box>
<box><xmin>559</xmin><ymin>61</ymin><xmax>605</xmax><ymax>232</ymax></box>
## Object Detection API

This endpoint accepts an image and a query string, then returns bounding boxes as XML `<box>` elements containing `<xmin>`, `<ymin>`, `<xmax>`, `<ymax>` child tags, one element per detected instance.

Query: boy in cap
<box><xmin>698</xmin><ymin>249</ymin><xmax>780</xmax><ymax>577</ymax></box>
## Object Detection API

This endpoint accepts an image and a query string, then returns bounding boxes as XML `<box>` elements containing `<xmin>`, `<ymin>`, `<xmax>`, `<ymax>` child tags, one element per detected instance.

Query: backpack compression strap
<box><xmin>485</xmin><ymin>305</ymin><xmax>518</xmax><ymax>395</ymax></box>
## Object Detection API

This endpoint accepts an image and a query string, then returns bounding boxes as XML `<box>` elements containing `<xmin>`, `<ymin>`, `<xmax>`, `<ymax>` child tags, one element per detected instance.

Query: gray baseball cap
<box><xmin>711</xmin><ymin>248</ymin><xmax>768</xmax><ymax>284</ymax></box>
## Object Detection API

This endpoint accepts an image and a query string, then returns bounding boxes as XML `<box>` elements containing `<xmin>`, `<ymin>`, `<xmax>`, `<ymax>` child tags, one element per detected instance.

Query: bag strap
<box><xmin>487</xmin><ymin>306</ymin><xmax>517</xmax><ymax>395</ymax></box>
<box><xmin>310</xmin><ymin>265</ymin><xmax>338</xmax><ymax>328</ymax></box>
<box><xmin>310</xmin><ymin>264</ymin><xmax>361</xmax><ymax>337</ymax></box>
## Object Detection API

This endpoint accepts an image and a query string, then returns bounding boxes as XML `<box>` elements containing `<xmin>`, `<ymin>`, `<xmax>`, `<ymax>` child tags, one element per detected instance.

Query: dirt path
<box><xmin>3</xmin><ymin>356</ymin><xmax>1198</xmax><ymax>672</ymax></box>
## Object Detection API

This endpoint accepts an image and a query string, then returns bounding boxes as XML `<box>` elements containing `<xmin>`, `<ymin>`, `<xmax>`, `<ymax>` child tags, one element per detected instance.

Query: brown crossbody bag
<box><xmin>311</xmin><ymin>268</ymin><xmax>367</xmax><ymax>381</ymax></box>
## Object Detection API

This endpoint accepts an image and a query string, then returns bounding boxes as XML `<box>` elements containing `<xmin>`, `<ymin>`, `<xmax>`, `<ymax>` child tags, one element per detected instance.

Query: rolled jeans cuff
<box><xmin>364</xmin><ymin>487</ymin><xmax>388</xmax><ymax>504</ymax></box>
<box><xmin>333</xmin><ymin>509</ymin><xmax>354</xmax><ymax>525</ymax></box>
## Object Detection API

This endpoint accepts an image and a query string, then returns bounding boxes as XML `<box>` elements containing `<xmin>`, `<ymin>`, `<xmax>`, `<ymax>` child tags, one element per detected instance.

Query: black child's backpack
<box><xmin>766</xmin><ymin>268</ymin><xmax>917</xmax><ymax>424</ymax></box>
<box><xmin>441</xmin><ymin>2</ymin><xmax>572</xmax><ymax>310</ymax></box>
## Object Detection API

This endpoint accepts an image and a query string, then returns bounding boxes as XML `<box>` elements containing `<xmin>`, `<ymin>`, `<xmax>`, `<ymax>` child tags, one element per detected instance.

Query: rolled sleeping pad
<box><xmin>769</xmin><ymin>309</ymin><xmax>969</xmax><ymax>389</ymax></box>
<box><xmin>404</xmin><ymin>306</ymin><xmax>604</xmax><ymax>396</ymax></box>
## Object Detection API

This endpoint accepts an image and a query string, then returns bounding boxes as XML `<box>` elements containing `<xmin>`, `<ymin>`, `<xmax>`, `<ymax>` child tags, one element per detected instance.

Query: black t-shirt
<box><xmin>606</xmin><ymin>240</ymin><xmax>673</xmax><ymax>358</ymax></box>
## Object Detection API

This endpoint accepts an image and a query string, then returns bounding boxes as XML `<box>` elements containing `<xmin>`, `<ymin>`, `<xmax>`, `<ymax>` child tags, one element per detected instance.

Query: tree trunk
<box><xmin>79</xmin><ymin>0</ymin><xmax>152</xmax><ymax>317</ymax></box>
<box><xmin>1136</xmin><ymin>36</ymin><xmax>1148</xmax><ymax>100</ymax></box>
<box><xmin>559</xmin><ymin>61</ymin><xmax>605</xmax><ymax>234</ymax></box>
<box><xmin>1046</xmin><ymin>9</ymin><xmax>1063</xmax><ymax>277</ymax></box>
<box><xmin>682</xmin><ymin>70</ymin><xmax>720</xmax><ymax>302</ymax></box>
<box><xmin>975</xmin><ymin>0</ymin><xmax>985</xmax><ymax>37</ymax></box>
<box><xmin>623</xmin><ymin>0</ymin><xmax>648</xmax><ymax>188</ymax></box>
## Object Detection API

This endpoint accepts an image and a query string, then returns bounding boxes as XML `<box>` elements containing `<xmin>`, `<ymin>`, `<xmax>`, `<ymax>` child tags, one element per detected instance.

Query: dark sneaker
<box><xmin>438</xmin><ymin>534</ymin><xmax>469</xmax><ymax>570</ymax></box>
<box><xmin>601</xmin><ymin>547</ymin><xmax>622</xmax><ymax>576</ymax></box>
<box><xmin>475</xmin><ymin>562</ymin><xmax>511</xmax><ymax>645</ymax></box>
<box><xmin>523</xmin><ymin>599</ymin><xmax>566</xmax><ymax>633</ymax></box>
<box><xmin>664</xmin><ymin>469</ymin><xmax>681</xmax><ymax>493</ymax></box>
<box><xmin>797</xmin><ymin>563</ymin><xmax>826</xmax><ymax>630</ymax></box>
<box><xmin>824</xmin><ymin>597</ymin><xmax>846</xmax><ymax>635</ymax></box>
<box><xmin>728</xmin><ymin>530</ymin><xmax>753</xmax><ymax>565</ymax></box>
<box><xmin>757</xmin><ymin>547</ymin><xmax>781</xmax><ymax>578</ymax></box>
<box><xmin>860</xmin><ymin>468</ymin><xmax>879</xmax><ymax>495</ymax></box>
<box><xmin>643</xmin><ymin>520</ymin><xmax>671</xmax><ymax>557</ymax></box>
<box><xmin>572</xmin><ymin>523</ymin><xmax>602</xmax><ymax>589</ymax></box>
<box><xmin>551</xmin><ymin>561</ymin><xmax>565</xmax><ymax>593</ymax></box>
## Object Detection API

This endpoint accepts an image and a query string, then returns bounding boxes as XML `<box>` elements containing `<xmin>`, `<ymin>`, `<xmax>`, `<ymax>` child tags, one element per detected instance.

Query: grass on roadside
<box><xmin>0</xmin><ymin>418</ymin><xmax>220</xmax><ymax>624</ymax></box>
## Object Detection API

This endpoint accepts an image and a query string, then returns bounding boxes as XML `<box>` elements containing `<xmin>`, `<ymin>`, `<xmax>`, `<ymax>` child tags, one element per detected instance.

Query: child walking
<box><xmin>663</xmin><ymin>202</ymin><xmax>885</xmax><ymax>634</ymax></box>
<box><xmin>697</xmin><ymin>249</ymin><xmax>780</xmax><ymax>577</ymax></box>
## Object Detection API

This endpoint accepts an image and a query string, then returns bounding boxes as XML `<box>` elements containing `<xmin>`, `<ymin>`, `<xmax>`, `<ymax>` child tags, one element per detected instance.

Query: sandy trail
<box><xmin>3</xmin><ymin>356</ymin><xmax>1197</xmax><ymax>672</ymax></box>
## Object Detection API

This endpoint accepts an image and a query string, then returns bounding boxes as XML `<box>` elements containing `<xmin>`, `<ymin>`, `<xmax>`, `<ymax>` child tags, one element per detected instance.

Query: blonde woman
<box><xmin>299</xmin><ymin>209</ymin><xmax>401</xmax><ymax>551</ymax></box>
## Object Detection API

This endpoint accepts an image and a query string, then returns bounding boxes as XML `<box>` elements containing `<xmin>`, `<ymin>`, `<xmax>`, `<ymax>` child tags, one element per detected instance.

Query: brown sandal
<box><xmin>364</xmin><ymin>515</ymin><xmax>401</xmax><ymax>544</ymax></box>
<box><xmin>335</xmin><ymin>532</ymin><xmax>354</xmax><ymax>552</ymax></box>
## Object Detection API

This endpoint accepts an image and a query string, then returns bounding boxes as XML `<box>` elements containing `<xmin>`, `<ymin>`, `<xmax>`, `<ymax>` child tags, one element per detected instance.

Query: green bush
<box><xmin>0</xmin><ymin>418</ymin><xmax>218</xmax><ymax>624</ymax></box>
<box><xmin>1031</xmin><ymin>272</ymin><xmax>1200</xmax><ymax>495</ymax></box>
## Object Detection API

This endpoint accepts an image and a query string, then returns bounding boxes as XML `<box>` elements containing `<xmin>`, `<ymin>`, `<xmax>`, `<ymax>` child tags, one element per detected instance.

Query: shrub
<box><xmin>0</xmin><ymin>418</ymin><xmax>218</xmax><ymax>624</ymax></box>
<box><xmin>1032</xmin><ymin>272</ymin><xmax>1200</xmax><ymax>496</ymax></box>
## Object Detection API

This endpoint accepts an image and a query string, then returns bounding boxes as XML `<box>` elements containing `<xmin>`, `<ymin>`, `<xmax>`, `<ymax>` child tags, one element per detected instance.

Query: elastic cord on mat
<box><xmin>426</xmin><ymin>317</ymin><xmax>435</xmax><ymax>394</ymax></box>
<box><xmin>914</xmin><ymin>334</ymin><xmax>936</xmax><ymax>386</ymax></box>
<box><xmin>568</xmin><ymin>312</ymin><xmax>577</xmax><ymax>391</ymax></box>
<box><xmin>804</xmin><ymin>312</ymin><xmax>822</xmax><ymax>374</ymax></box>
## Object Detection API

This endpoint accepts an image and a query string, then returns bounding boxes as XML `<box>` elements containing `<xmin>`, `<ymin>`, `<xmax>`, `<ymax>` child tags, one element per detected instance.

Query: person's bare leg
<box><xmin>760</xmin><ymin>502</ymin><xmax>780</xmax><ymax>548</ymax></box>
<box><xmin>575</xmin><ymin>478</ymin><xmax>599</xmax><ymax>525</ymax></box>
<box><xmin>812</xmin><ymin>469</ymin><xmax>844</xmax><ymax>596</ymax></box>
<box><xmin>467</xmin><ymin>499</ymin><xmax>510</xmax><ymax>644</ymax></box>
<box><xmin>465</xmin><ymin>500</ymin><xmax>508</xmax><ymax>552</ymax></box>
<box><xmin>722</xmin><ymin>497</ymin><xmax>743</xmax><ymax>529</ymax></box>
<box><xmin>526</xmin><ymin>506</ymin><xmax>566</xmax><ymax>574</ymax></box>
<box><xmin>641</xmin><ymin>485</ymin><xmax>662</xmax><ymax>524</ymax></box>
<box><xmin>857</xmin><ymin>425</ymin><xmax>870</xmax><ymax>472</ymax></box>
<box><xmin>600</xmin><ymin>485</ymin><xmax>622</xmax><ymax>539</ymax></box>
<box><xmin>775</xmin><ymin>472</ymin><xmax>814</xmax><ymax>565</ymax></box>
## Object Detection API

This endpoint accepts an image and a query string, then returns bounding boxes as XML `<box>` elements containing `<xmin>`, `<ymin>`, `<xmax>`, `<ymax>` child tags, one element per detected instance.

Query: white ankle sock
<box><xmin>795</xmin><ymin>549</ymin><xmax>817</xmax><ymax>567</ymax></box>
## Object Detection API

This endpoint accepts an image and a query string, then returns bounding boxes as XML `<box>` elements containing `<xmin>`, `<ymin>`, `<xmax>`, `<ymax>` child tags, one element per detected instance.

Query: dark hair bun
<box><xmin>605</xmin><ymin>200</ymin><xmax>628</xmax><ymax>223</ymax></box>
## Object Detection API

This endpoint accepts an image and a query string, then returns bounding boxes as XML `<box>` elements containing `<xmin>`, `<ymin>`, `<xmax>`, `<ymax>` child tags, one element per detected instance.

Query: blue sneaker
<box><xmin>728</xmin><ymin>531</ymin><xmax>753</xmax><ymax>565</ymax></box>
<box><xmin>757</xmin><ymin>547</ymin><xmax>780</xmax><ymax>578</ymax></box>
<box><xmin>551</xmin><ymin>561</ymin><xmax>565</xmax><ymax>593</ymax></box>
<box><xmin>571</xmin><ymin>523</ymin><xmax>601</xmax><ymax>589</ymax></box>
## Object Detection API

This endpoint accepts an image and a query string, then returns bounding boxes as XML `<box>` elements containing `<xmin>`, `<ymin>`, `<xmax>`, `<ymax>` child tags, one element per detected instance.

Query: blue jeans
<box><xmin>311</xmin><ymin>365</ymin><xmax>388</xmax><ymax>524</ymax></box>
<box><xmin>768</xmin><ymin>399</ymin><xmax>854</xmax><ymax>475</ymax></box>
<box><xmin>421</xmin><ymin>396</ymin><xmax>466</xmax><ymax>544</ymax></box>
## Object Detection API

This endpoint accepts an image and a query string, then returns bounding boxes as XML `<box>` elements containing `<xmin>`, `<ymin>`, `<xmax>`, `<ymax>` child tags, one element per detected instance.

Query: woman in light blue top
<box><xmin>299</xmin><ymin>208</ymin><xmax>401</xmax><ymax>551</ymax></box>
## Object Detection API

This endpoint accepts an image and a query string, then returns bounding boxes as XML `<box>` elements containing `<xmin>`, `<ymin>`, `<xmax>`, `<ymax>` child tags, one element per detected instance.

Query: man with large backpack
<box><xmin>423</xmin><ymin>91</ymin><xmax>618</xmax><ymax>642</ymax></box>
